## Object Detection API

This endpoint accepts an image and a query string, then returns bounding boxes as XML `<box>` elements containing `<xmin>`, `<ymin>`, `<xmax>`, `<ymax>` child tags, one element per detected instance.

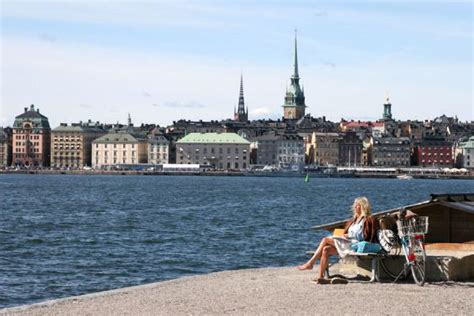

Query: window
<box><xmin>235</xmin><ymin>162</ymin><xmax>239</xmax><ymax>169</ymax></box>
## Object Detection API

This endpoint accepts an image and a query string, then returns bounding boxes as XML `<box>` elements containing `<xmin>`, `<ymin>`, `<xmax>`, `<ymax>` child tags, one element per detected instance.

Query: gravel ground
<box><xmin>2</xmin><ymin>266</ymin><xmax>473</xmax><ymax>315</ymax></box>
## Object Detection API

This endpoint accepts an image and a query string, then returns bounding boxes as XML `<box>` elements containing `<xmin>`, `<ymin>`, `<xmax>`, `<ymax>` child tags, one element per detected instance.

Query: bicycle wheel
<box><xmin>410</xmin><ymin>239</ymin><xmax>426</xmax><ymax>286</ymax></box>
<box><xmin>380</xmin><ymin>256</ymin><xmax>410</xmax><ymax>281</ymax></box>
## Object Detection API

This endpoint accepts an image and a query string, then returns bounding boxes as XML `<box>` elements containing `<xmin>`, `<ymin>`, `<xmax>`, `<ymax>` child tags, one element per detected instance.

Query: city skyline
<box><xmin>1</xmin><ymin>1</ymin><xmax>472</xmax><ymax>128</ymax></box>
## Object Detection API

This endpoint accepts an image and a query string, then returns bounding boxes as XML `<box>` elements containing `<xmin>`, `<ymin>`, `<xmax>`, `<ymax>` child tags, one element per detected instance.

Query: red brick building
<box><xmin>414</xmin><ymin>137</ymin><xmax>453</xmax><ymax>167</ymax></box>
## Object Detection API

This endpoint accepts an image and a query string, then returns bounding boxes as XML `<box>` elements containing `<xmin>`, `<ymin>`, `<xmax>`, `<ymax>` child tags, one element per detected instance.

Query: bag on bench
<box><xmin>351</xmin><ymin>241</ymin><xmax>382</xmax><ymax>254</ymax></box>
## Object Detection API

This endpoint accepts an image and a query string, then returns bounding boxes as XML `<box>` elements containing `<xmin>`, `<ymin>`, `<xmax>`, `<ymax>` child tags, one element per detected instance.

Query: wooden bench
<box><xmin>307</xmin><ymin>228</ymin><xmax>393</xmax><ymax>282</ymax></box>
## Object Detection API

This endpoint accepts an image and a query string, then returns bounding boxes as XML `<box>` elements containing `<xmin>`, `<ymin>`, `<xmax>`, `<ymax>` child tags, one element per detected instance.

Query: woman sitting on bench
<box><xmin>297</xmin><ymin>196</ymin><xmax>378</xmax><ymax>284</ymax></box>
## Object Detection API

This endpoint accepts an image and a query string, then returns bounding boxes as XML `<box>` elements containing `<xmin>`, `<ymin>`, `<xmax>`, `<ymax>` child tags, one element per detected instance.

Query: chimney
<box><xmin>30</xmin><ymin>104</ymin><xmax>34</xmax><ymax>111</ymax></box>
<box><xmin>24</xmin><ymin>107</ymin><xmax>28</xmax><ymax>112</ymax></box>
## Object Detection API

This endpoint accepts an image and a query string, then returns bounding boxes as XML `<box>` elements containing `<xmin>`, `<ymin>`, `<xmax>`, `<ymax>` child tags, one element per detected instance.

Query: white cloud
<box><xmin>250</xmin><ymin>107</ymin><xmax>275</xmax><ymax>116</ymax></box>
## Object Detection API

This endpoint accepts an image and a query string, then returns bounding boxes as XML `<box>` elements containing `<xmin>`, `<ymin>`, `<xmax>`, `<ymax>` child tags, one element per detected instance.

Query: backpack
<box><xmin>377</xmin><ymin>229</ymin><xmax>399</xmax><ymax>253</ymax></box>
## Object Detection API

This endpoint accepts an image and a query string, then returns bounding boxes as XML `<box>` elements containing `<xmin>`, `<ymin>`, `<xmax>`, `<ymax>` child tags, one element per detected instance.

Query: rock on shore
<box><xmin>2</xmin><ymin>267</ymin><xmax>473</xmax><ymax>315</ymax></box>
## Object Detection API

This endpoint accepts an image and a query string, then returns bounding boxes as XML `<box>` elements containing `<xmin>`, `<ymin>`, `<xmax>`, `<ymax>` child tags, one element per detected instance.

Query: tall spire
<box><xmin>234</xmin><ymin>73</ymin><xmax>248</xmax><ymax>122</ymax></box>
<box><xmin>292</xmin><ymin>29</ymin><xmax>299</xmax><ymax>79</ymax></box>
<box><xmin>238</xmin><ymin>73</ymin><xmax>245</xmax><ymax>110</ymax></box>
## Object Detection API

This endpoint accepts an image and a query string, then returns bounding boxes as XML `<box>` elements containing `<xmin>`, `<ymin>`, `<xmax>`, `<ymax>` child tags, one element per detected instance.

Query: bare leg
<box><xmin>298</xmin><ymin>237</ymin><xmax>335</xmax><ymax>270</ymax></box>
<box><xmin>318</xmin><ymin>245</ymin><xmax>338</xmax><ymax>279</ymax></box>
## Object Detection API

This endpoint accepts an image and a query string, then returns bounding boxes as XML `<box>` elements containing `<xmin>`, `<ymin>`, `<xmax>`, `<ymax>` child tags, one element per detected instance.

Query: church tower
<box><xmin>234</xmin><ymin>74</ymin><xmax>248</xmax><ymax>122</ymax></box>
<box><xmin>383</xmin><ymin>97</ymin><xmax>393</xmax><ymax>120</ymax></box>
<box><xmin>282</xmin><ymin>32</ymin><xmax>306</xmax><ymax>120</ymax></box>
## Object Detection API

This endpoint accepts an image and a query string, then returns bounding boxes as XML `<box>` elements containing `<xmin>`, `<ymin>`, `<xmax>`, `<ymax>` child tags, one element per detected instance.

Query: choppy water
<box><xmin>0</xmin><ymin>174</ymin><xmax>472</xmax><ymax>308</ymax></box>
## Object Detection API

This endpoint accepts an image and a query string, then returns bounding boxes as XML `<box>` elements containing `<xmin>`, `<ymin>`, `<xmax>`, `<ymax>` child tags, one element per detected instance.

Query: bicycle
<box><xmin>387</xmin><ymin>215</ymin><xmax>429</xmax><ymax>286</ymax></box>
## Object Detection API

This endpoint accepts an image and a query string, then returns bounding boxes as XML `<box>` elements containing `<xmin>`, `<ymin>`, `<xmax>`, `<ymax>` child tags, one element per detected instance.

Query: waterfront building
<box><xmin>372</xmin><ymin>136</ymin><xmax>411</xmax><ymax>167</ymax></box>
<box><xmin>51</xmin><ymin>121</ymin><xmax>106</xmax><ymax>169</ymax></box>
<box><xmin>92</xmin><ymin>131</ymin><xmax>148</xmax><ymax>168</ymax></box>
<box><xmin>253</xmin><ymin>132</ymin><xmax>305</xmax><ymax>167</ymax></box>
<box><xmin>12</xmin><ymin>104</ymin><xmax>51</xmax><ymax>167</ymax></box>
<box><xmin>282</xmin><ymin>34</ymin><xmax>306</xmax><ymax>120</ymax></box>
<box><xmin>306</xmin><ymin>132</ymin><xmax>340</xmax><ymax>166</ymax></box>
<box><xmin>148</xmin><ymin>134</ymin><xmax>170</xmax><ymax>165</ymax></box>
<box><xmin>254</xmin><ymin>132</ymin><xmax>279</xmax><ymax>166</ymax></box>
<box><xmin>277</xmin><ymin>134</ymin><xmax>305</xmax><ymax>166</ymax></box>
<box><xmin>413</xmin><ymin>136</ymin><xmax>453</xmax><ymax>167</ymax></box>
<box><xmin>339</xmin><ymin>131</ymin><xmax>364</xmax><ymax>166</ymax></box>
<box><xmin>0</xmin><ymin>128</ymin><xmax>12</xmax><ymax>168</ymax></box>
<box><xmin>233</xmin><ymin>75</ymin><xmax>248</xmax><ymax>122</ymax></box>
<box><xmin>458</xmin><ymin>136</ymin><xmax>474</xmax><ymax>171</ymax></box>
<box><xmin>176</xmin><ymin>132</ymin><xmax>250</xmax><ymax>170</ymax></box>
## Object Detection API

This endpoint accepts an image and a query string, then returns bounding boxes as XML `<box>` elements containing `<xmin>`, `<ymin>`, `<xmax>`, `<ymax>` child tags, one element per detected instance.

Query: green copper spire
<box><xmin>282</xmin><ymin>31</ymin><xmax>306</xmax><ymax>120</ymax></box>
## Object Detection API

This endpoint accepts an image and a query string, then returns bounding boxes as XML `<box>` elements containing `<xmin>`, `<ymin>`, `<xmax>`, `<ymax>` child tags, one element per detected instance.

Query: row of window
<box><xmin>53</xmin><ymin>137</ymin><xmax>82</xmax><ymax>142</ymax></box>
<box><xmin>53</xmin><ymin>146</ymin><xmax>81</xmax><ymax>150</ymax></box>
<box><xmin>149</xmin><ymin>154</ymin><xmax>168</xmax><ymax>160</ymax></box>
<box><xmin>96</xmin><ymin>159</ymin><xmax>136</xmax><ymax>164</ymax></box>
<box><xmin>14</xmin><ymin>148</ymin><xmax>41</xmax><ymax>153</ymax></box>
<box><xmin>280</xmin><ymin>149</ymin><xmax>304</xmax><ymax>154</ymax></box>
<box><xmin>373</xmin><ymin>153</ymin><xmax>410</xmax><ymax>158</ymax></box>
<box><xmin>421</xmin><ymin>160</ymin><xmax>452</xmax><ymax>164</ymax></box>
<box><xmin>421</xmin><ymin>152</ymin><xmax>450</xmax><ymax>156</ymax></box>
<box><xmin>96</xmin><ymin>151</ymin><xmax>136</xmax><ymax>157</ymax></box>
<box><xmin>186</xmin><ymin>147</ymin><xmax>247</xmax><ymax>154</ymax></box>
<box><xmin>15</xmin><ymin>141</ymin><xmax>40</xmax><ymax>146</ymax></box>
<box><xmin>54</xmin><ymin>152</ymin><xmax>81</xmax><ymax>156</ymax></box>
<box><xmin>180</xmin><ymin>155</ymin><xmax>247</xmax><ymax>161</ymax></box>
<box><xmin>16</xmin><ymin>135</ymin><xmax>41</xmax><ymax>140</ymax></box>
<box><xmin>96</xmin><ymin>143</ymin><xmax>135</xmax><ymax>149</ymax></box>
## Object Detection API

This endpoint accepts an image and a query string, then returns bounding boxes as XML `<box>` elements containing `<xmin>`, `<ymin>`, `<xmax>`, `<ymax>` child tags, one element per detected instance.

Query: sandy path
<box><xmin>2</xmin><ymin>267</ymin><xmax>473</xmax><ymax>315</ymax></box>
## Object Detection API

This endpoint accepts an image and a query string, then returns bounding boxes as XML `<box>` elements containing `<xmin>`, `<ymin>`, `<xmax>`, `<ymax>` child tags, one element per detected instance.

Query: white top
<box><xmin>348</xmin><ymin>217</ymin><xmax>365</xmax><ymax>242</ymax></box>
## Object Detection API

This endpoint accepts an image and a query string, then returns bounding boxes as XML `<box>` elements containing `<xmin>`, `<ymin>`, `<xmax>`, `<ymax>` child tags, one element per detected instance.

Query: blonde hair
<box><xmin>352</xmin><ymin>197</ymin><xmax>372</xmax><ymax>217</ymax></box>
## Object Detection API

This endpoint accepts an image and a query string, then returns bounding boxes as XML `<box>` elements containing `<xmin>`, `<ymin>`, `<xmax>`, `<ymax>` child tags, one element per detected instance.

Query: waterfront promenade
<box><xmin>2</xmin><ymin>266</ymin><xmax>473</xmax><ymax>315</ymax></box>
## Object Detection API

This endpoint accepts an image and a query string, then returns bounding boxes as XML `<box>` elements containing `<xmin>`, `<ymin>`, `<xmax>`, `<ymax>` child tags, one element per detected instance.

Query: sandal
<box><xmin>331</xmin><ymin>277</ymin><xmax>348</xmax><ymax>285</ymax></box>
<box><xmin>312</xmin><ymin>278</ymin><xmax>331</xmax><ymax>285</ymax></box>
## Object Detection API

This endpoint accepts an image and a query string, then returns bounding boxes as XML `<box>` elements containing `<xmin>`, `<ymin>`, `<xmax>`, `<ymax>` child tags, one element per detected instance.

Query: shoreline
<box><xmin>2</xmin><ymin>266</ymin><xmax>473</xmax><ymax>315</ymax></box>
<box><xmin>1</xmin><ymin>169</ymin><xmax>473</xmax><ymax>180</ymax></box>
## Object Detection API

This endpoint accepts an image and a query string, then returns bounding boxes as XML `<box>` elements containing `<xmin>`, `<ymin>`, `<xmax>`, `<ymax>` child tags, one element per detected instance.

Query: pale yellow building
<box><xmin>92</xmin><ymin>131</ymin><xmax>148</xmax><ymax>168</ymax></box>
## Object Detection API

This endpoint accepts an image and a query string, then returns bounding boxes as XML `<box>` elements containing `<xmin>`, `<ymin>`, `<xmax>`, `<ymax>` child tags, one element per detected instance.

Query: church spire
<box><xmin>292</xmin><ymin>29</ymin><xmax>299</xmax><ymax>79</ymax></box>
<box><xmin>238</xmin><ymin>73</ymin><xmax>245</xmax><ymax>111</ymax></box>
<box><xmin>234</xmin><ymin>73</ymin><xmax>248</xmax><ymax>122</ymax></box>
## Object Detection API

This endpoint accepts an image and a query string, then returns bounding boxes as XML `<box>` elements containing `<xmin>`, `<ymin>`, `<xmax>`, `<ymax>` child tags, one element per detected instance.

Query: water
<box><xmin>0</xmin><ymin>174</ymin><xmax>472</xmax><ymax>308</ymax></box>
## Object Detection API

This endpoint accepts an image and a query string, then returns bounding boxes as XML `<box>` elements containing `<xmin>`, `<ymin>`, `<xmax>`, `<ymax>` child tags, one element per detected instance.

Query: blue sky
<box><xmin>1</xmin><ymin>1</ymin><xmax>472</xmax><ymax>127</ymax></box>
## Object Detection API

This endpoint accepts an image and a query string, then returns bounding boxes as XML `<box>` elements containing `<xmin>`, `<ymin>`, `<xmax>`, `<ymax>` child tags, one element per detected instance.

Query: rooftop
<box><xmin>177</xmin><ymin>132</ymin><xmax>250</xmax><ymax>144</ymax></box>
<box><xmin>93</xmin><ymin>132</ymin><xmax>144</xmax><ymax>144</ymax></box>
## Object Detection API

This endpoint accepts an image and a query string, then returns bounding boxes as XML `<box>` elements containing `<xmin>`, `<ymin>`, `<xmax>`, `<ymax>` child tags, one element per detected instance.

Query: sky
<box><xmin>0</xmin><ymin>0</ymin><xmax>472</xmax><ymax>128</ymax></box>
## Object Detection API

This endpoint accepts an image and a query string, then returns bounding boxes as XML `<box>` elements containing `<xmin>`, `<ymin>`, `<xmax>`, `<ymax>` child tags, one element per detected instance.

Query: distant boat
<box><xmin>397</xmin><ymin>174</ymin><xmax>413</xmax><ymax>180</ymax></box>
<box><xmin>304</xmin><ymin>173</ymin><xmax>310</xmax><ymax>183</ymax></box>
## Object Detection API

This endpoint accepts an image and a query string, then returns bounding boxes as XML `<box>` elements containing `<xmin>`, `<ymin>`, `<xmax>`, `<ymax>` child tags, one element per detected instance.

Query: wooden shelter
<box><xmin>312</xmin><ymin>193</ymin><xmax>474</xmax><ymax>244</ymax></box>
